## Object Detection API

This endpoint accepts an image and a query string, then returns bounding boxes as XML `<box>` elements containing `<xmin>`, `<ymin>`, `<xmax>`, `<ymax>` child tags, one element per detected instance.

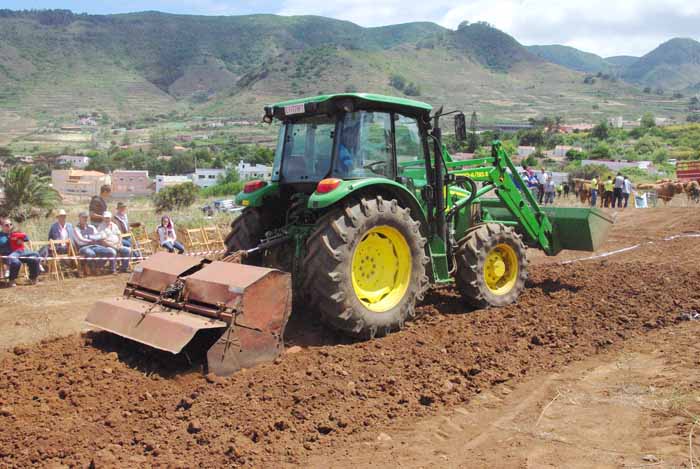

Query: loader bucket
<box><xmin>86</xmin><ymin>252</ymin><xmax>292</xmax><ymax>376</ymax></box>
<box><xmin>479</xmin><ymin>199</ymin><xmax>614</xmax><ymax>253</ymax></box>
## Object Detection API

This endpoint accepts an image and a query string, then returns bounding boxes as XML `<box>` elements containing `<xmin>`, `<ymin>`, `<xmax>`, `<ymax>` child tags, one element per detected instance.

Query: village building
<box><xmin>237</xmin><ymin>161</ymin><xmax>272</xmax><ymax>180</ymax></box>
<box><xmin>51</xmin><ymin>170</ymin><xmax>111</xmax><ymax>198</ymax></box>
<box><xmin>189</xmin><ymin>168</ymin><xmax>226</xmax><ymax>188</ymax></box>
<box><xmin>517</xmin><ymin>146</ymin><xmax>536</xmax><ymax>158</ymax></box>
<box><xmin>581</xmin><ymin>159</ymin><xmax>653</xmax><ymax>171</ymax></box>
<box><xmin>56</xmin><ymin>155</ymin><xmax>90</xmax><ymax>169</ymax></box>
<box><xmin>553</xmin><ymin>146</ymin><xmax>583</xmax><ymax>158</ymax></box>
<box><xmin>111</xmin><ymin>170</ymin><xmax>153</xmax><ymax>197</ymax></box>
<box><xmin>155</xmin><ymin>175</ymin><xmax>191</xmax><ymax>193</ymax></box>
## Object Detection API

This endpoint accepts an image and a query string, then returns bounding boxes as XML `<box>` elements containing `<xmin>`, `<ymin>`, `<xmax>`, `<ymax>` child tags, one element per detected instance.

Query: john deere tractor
<box><xmin>88</xmin><ymin>93</ymin><xmax>611</xmax><ymax>376</ymax></box>
<box><xmin>224</xmin><ymin>93</ymin><xmax>612</xmax><ymax>339</ymax></box>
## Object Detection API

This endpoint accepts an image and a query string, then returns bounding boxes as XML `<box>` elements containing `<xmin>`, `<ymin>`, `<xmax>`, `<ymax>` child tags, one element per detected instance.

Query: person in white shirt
<box><xmin>92</xmin><ymin>211</ymin><xmax>131</xmax><ymax>273</ymax></box>
<box><xmin>72</xmin><ymin>212</ymin><xmax>116</xmax><ymax>274</ymax></box>
<box><xmin>622</xmin><ymin>177</ymin><xmax>634</xmax><ymax>209</ymax></box>
<box><xmin>157</xmin><ymin>215</ymin><xmax>185</xmax><ymax>254</ymax></box>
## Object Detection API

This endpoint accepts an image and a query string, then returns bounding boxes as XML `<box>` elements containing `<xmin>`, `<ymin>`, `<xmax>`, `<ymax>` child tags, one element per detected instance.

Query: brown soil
<box><xmin>0</xmin><ymin>208</ymin><xmax>699</xmax><ymax>468</ymax></box>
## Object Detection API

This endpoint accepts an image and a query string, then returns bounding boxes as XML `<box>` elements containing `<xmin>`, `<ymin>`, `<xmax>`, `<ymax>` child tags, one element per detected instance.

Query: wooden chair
<box><xmin>131</xmin><ymin>226</ymin><xmax>156</xmax><ymax>259</ymax></box>
<box><xmin>184</xmin><ymin>228</ymin><xmax>208</xmax><ymax>253</ymax></box>
<box><xmin>49</xmin><ymin>239</ymin><xmax>80</xmax><ymax>280</ymax></box>
<box><xmin>202</xmin><ymin>225</ymin><xmax>225</xmax><ymax>252</ymax></box>
<box><xmin>32</xmin><ymin>240</ymin><xmax>60</xmax><ymax>281</ymax></box>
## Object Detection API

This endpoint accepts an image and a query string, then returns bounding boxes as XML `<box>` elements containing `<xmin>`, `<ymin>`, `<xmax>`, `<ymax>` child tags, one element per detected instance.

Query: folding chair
<box><xmin>202</xmin><ymin>225</ymin><xmax>225</xmax><ymax>252</ymax></box>
<box><xmin>50</xmin><ymin>239</ymin><xmax>80</xmax><ymax>280</ymax></box>
<box><xmin>184</xmin><ymin>228</ymin><xmax>208</xmax><ymax>253</ymax></box>
<box><xmin>31</xmin><ymin>240</ymin><xmax>59</xmax><ymax>281</ymax></box>
<box><xmin>131</xmin><ymin>226</ymin><xmax>156</xmax><ymax>259</ymax></box>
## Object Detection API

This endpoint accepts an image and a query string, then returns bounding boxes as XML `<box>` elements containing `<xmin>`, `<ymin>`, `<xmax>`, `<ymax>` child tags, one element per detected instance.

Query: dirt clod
<box><xmin>187</xmin><ymin>420</ymin><xmax>203</xmax><ymax>434</ymax></box>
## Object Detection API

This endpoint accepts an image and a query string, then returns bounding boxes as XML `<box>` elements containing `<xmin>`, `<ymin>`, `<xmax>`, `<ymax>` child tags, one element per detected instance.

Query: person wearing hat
<box><xmin>72</xmin><ymin>211</ymin><xmax>116</xmax><ymax>275</ymax></box>
<box><xmin>38</xmin><ymin>208</ymin><xmax>74</xmax><ymax>258</ymax></box>
<box><xmin>113</xmin><ymin>201</ymin><xmax>141</xmax><ymax>251</ymax></box>
<box><xmin>92</xmin><ymin>211</ymin><xmax>131</xmax><ymax>274</ymax></box>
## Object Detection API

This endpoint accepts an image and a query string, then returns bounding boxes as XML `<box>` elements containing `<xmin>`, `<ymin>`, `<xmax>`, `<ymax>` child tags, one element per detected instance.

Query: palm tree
<box><xmin>0</xmin><ymin>165</ymin><xmax>60</xmax><ymax>221</ymax></box>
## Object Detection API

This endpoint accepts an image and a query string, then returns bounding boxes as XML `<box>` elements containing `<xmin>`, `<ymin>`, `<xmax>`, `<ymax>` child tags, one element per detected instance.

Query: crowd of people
<box><xmin>1</xmin><ymin>184</ymin><xmax>186</xmax><ymax>288</ymax></box>
<box><xmin>589</xmin><ymin>173</ymin><xmax>634</xmax><ymax>208</ymax></box>
<box><xmin>521</xmin><ymin>166</ymin><xmax>570</xmax><ymax>205</ymax></box>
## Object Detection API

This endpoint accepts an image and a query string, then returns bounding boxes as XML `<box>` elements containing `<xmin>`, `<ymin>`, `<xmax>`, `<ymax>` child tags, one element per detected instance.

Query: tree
<box><xmin>591</xmin><ymin>120</ymin><xmax>609</xmax><ymax>140</ymax></box>
<box><xmin>640</xmin><ymin>112</ymin><xmax>656</xmax><ymax>129</ymax></box>
<box><xmin>152</xmin><ymin>182</ymin><xmax>198</xmax><ymax>213</ymax></box>
<box><xmin>389</xmin><ymin>74</ymin><xmax>406</xmax><ymax>92</ymax></box>
<box><xmin>467</xmin><ymin>111</ymin><xmax>479</xmax><ymax>153</ymax></box>
<box><xmin>590</xmin><ymin>142</ymin><xmax>612</xmax><ymax>159</ymax></box>
<box><xmin>403</xmin><ymin>82</ymin><xmax>421</xmax><ymax>96</ymax></box>
<box><xmin>0</xmin><ymin>165</ymin><xmax>59</xmax><ymax>221</ymax></box>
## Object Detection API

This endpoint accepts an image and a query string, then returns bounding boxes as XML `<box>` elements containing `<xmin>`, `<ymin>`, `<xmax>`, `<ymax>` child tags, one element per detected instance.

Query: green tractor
<box><xmin>87</xmin><ymin>93</ymin><xmax>612</xmax><ymax>375</ymax></box>
<box><xmin>225</xmin><ymin>93</ymin><xmax>613</xmax><ymax>339</ymax></box>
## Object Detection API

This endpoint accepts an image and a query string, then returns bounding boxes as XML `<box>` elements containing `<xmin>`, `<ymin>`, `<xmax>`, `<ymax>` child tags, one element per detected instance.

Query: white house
<box><xmin>517</xmin><ymin>146</ymin><xmax>536</xmax><ymax>158</ymax></box>
<box><xmin>553</xmin><ymin>146</ymin><xmax>583</xmax><ymax>158</ymax></box>
<box><xmin>189</xmin><ymin>168</ymin><xmax>226</xmax><ymax>188</ymax></box>
<box><xmin>57</xmin><ymin>155</ymin><xmax>90</xmax><ymax>169</ymax></box>
<box><xmin>237</xmin><ymin>161</ymin><xmax>272</xmax><ymax>180</ymax></box>
<box><xmin>52</xmin><ymin>170</ymin><xmax>110</xmax><ymax>197</ymax></box>
<box><xmin>155</xmin><ymin>175</ymin><xmax>191</xmax><ymax>193</ymax></box>
<box><xmin>581</xmin><ymin>159</ymin><xmax>653</xmax><ymax>171</ymax></box>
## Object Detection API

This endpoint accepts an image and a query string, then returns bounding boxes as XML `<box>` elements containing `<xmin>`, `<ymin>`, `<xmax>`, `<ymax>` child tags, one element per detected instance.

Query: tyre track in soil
<box><xmin>0</xmin><ymin>210</ymin><xmax>699</xmax><ymax>468</ymax></box>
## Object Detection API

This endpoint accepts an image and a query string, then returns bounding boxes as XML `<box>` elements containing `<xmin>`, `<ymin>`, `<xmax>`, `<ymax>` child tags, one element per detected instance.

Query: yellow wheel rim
<box><xmin>351</xmin><ymin>225</ymin><xmax>412</xmax><ymax>312</ymax></box>
<box><xmin>483</xmin><ymin>243</ymin><xmax>519</xmax><ymax>295</ymax></box>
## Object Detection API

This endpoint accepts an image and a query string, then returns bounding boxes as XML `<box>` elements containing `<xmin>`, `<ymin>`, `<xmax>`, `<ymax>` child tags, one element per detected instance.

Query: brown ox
<box><xmin>685</xmin><ymin>180</ymin><xmax>700</xmax><ymax>203</ymax></box>
<box><xmin>572</xmin><ymin>178</ymin><xmax>591</xmax><ymax>204</ymax></box>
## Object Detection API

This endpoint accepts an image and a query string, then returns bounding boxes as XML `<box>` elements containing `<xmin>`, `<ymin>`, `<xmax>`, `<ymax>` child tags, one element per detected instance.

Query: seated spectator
<box><xmin>92</xmin><ymin>211</ymin><xmax>130</xmax><ymax>274</ymax></box>
<box><xmin>39</xmin><ymin>209</ymin><xmax>73</xmax><ymax>258</ymax></box>
<box><xmin>0</xmin><ymin>218</ymin><xmax>41</xmax><ymax>286</ymax></box>
<box><xmin>114</xmin><ymin>201</ymin><xmax>142</xmax><ymax>257</ymax></box>
<box><xmin>157</xmin><ymin>215</ymin><xmax>185</xmax><ymax>254</ymax></box>
<box><xmin>71</xmin><ymin>212</ymin><xmax>116</xmax><ymax>275</ymax></box>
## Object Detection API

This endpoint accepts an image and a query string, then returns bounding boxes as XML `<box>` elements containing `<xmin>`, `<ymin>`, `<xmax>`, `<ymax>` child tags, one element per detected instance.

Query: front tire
<box><xmin>455</xmin><ymin>223</ymin><xmax>528</xmax><ymax>308</ymax></box>
<box><xmin>302</xmin><ymin>196</ymin><xmax>429</xmax><ymax>339</ymax></box>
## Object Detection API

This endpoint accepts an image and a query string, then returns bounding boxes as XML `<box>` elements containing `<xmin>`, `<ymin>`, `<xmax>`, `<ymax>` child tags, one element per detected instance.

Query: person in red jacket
<box><xmin>0</xmin><ymin>219</ymin><xmax>40</xmax><ymax>286</ymax></box>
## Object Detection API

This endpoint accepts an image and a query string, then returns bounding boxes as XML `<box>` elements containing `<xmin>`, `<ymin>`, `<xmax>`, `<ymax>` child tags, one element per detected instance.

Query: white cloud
<box><xmin>277</xmin><ymin>0</ymin><xmax>700</xmax><ymax>56</ymax></box>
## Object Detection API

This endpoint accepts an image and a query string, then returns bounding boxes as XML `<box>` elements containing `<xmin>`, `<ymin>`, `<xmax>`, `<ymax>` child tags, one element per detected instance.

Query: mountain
<box><xmin>605</xmin><ymin>56</ymin><xmax>639</xmax><ymax>68</ymax></box>
<box><xmin>527</xmin><ymin>45</ymin><xmax>611</xmax><ymax>74</ymax></box>
<box><xmin>0</xmin><ymin>9</ymin><xmax>689</xmax><ymax>128</ymax></box>
<box><xmin>622</xmin><ymin>38</ymin><xmax>700</xmax><ymax>90</ymax></box>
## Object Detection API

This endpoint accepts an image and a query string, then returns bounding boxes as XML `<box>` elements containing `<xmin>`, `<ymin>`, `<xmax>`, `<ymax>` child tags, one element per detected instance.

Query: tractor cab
<box><xmin>265</xmin><ymin>94</ymin><xmax>432</xmax><ymax>190</ymax></box>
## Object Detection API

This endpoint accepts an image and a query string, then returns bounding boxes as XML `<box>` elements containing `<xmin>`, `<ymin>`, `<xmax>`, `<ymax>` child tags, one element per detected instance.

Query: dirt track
<box><xmin>1</xmin><ymin>208</ymin><xmax>699</xmax><ymax>468</ymax></box>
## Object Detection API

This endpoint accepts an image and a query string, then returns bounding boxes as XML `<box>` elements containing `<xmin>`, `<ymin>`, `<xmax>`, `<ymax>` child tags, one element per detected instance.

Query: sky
<box><xmin>3</xmin><ymin>0</ymin><xmax>700</xmax><ymax>57</ymax></box>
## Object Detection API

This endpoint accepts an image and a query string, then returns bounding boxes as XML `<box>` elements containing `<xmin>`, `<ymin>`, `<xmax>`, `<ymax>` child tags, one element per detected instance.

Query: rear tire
<box><xmin>302</xmin><ymin>196</ymin><xmax>429</xmax><ymax>339</ymax></box>
<box><xmin>455</xmin><ymin>223</ymin><xmax>528</xmax><ymax>308</ymax></box>
<box><xmin>224</xmin><ymin>208</ymin><xmax>269</xmax><ymax>265</ymax></box>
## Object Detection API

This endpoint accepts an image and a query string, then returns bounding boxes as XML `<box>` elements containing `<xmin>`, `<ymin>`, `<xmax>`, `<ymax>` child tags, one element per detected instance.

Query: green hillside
<box><xmin>622</xmin><ymin>38</ymin><xmax>700</xmax><ymax>90</ymax></box>
<box><xmin>0</xmin><ymin>9</ymin><xmax>690</xmax><ymax>130</ymax></box>
<box><xmin>605</xmin><ymin>55</ymin><xmax>639</xmax><ymax>68</ymax></box>
<box><xmin>527</xmin><ymin>45</ymin><xmax>612</xmax><ymax>74</ymax></box>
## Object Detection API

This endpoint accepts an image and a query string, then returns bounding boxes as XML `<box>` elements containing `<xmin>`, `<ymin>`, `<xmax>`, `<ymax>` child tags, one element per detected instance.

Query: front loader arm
<box><xmin>444</xmin><ymin>141</ymin><xmax>555</xmax><ymax>255</ymax></box>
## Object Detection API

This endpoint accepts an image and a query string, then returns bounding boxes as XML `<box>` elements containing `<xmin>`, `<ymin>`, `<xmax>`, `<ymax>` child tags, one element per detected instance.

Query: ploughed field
<box><xmin>1</xmin><ymin>208</ymin><xmax>699</xmax><ymax>468</ymax></box>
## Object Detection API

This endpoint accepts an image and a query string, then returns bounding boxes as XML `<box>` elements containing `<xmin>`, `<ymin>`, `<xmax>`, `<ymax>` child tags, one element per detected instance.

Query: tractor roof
<box><xmin>266</xmin><ymin>93</ymin><xmax>432</xmax><ymax>120</ymax></box>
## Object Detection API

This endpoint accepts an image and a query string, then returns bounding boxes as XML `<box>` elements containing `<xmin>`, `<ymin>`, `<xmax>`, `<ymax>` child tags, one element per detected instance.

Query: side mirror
<box><xmin>455</xmin><ymin>113</ymin><xmax>467</xmax><ymax>142</ymax></box>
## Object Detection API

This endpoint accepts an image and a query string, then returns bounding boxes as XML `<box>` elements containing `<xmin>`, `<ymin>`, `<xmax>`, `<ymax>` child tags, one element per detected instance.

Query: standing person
<box><xmin>603</xmin><ymin>176</ymin><xmax>614</xmax><ymax>208</ymax></box>
<box><xmin>590</xmin><ymin>175</ymin><xmax>598</xmax><ymax>207</ymax></box>
<box><xmin>72</xmin><ymin>212</ymin><xmax>116</xmax><ymax>275</ymax></box>
<box><xmin>613</xmin><ymin>172</ymin><xmax>625</xmax><ymax>208</ymax></box>
<box><xmin>563</xmin><ymin>182</ymin><xmax>570</xmax><ymax>198</ymax></box>
<box><xmin>544</xmin><ymin>177</ymin><xmax>556</xmax><ymax>205</ymax></box>
<box><xmin>623</xmin><ymin>176</ymin><xmax>634</xmax><ymax>208</ymax></box>
<box><xmin>157</xmin><ymin>215</ymin><xmax>185</xmax><ymax>254</ymax></box>
<box><xmin>536</xmin><ymin>168</ymin><xmax>547</xmax><ymax>204</ymax></box>
<box><xmin>93</xmin><ymin>211</ymin><xmax>130</xmax><ymax>274</ymax></box>
<box><xmin>0</xmin><ymin>219</ymin><xmax>40</xmax><ymax>286</ymax></box>
<box><xmin>556</xmin><ymin>182</ymin><xmax>563</xmax><ymax>199</ymax></box>
<box><xmin>89</xmin><ymin>184</ymin><xmax>112</xmax><ymax>225</ymax></box>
